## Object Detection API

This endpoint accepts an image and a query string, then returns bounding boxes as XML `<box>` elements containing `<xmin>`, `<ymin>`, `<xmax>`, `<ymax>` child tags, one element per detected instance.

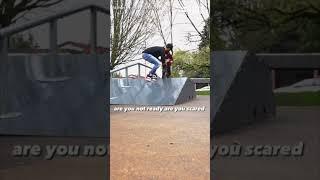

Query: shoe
<box><xmin>151</xmin><ymin>74</ymin><xmax>158</xmax><ymax>80</ymax></box>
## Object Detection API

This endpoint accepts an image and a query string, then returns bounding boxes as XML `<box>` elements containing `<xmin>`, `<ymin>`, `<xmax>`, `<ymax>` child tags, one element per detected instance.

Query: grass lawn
<box><xmin>195</xmin><ymin>90</ymin><xmax>320</xmax><ymax>106</ymax></box>
<box><xmin>196</xmin><ymin>91</ymin><xmax>210</xmax><ymax>96</ymax></box>
<box><xmin>275</xmin><ymin>91</ymin><xmax>320</xmax><ymax>106</ymax></box>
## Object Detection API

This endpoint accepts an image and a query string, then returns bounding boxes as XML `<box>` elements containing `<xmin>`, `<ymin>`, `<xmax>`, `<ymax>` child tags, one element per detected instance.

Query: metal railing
<box><xmin>0</xmin><ymin>4</ymin><xmax>110</xmax><ymax>55</ymax></box>
<box><xmin>111</xmin><ymin>62</ymin><xmax>152</xmax><ymax>80</ymax></box>
<box><xmin>111</xmin><ymin>63</ymin><xmax>210</xmax><ymax>91</ymax></box>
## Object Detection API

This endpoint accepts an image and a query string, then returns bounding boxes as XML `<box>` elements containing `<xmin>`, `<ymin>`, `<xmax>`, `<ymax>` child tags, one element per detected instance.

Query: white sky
<box><xmin>146</xmin><ymin>0</ymin><xmax>209</xmax><ymax>51</ymax></box>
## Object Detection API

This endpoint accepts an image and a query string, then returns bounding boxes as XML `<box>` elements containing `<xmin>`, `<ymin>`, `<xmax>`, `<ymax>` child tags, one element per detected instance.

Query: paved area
<box><xmin>3</xmin><ymin>99</ymin><xmax>317</xmax><ymax>180</ymax></box>
<box><xmin>212</xmin><ymin>106</ymin><xmax>320</xmax><ymax>180</ymax></box>
<box><xmin>110</xmin><ymin>96</ymin><xmax>210</xmax><ymax>180</ymax></box>
<box><xmin>0</xmin><ymin>137</ymin><xmax>108</xmax><ymax>180</ymax></box>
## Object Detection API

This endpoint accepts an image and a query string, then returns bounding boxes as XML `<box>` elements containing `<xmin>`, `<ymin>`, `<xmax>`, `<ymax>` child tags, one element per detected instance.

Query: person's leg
<box><xmin>142</xmin><ymin>53</ymin><xmax>161</xmax><ymax>75</ymax></box>
<box><xmin>166</xmin><ymin>63</ymin><xmax>171</xmax><ymax>78</ymax></box>
<box><xmin>162</xmin><ymin>64</ymin><xmax>166</xmax><ymax>78</ymax></box>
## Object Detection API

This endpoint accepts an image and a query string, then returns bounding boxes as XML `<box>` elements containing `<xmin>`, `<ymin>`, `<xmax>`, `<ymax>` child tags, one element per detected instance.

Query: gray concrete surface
<box><xmin>110</xmin><ymin>77</ymin><xmax>196</xmax><ymax>105</ymax></box>
<box><xmin>111</xmin><ymin>96</ymin><xmax>210</xmax><ymax>179</ymax></box>
<box><xmin>211</xmin><ymin>51</ymin><xmax>275</xmax><ymax>133</ymax></box>
<box><xmin>257</xmin><ymin>53</ymin><xmax>320</xmax><ymax>68</ymax></box>
<box><xmin>0</xmin><ymin>136</ymin><xmax>109</xmax><ymax>180</ymax></box>
<box><xmin>0</xmin><ymin>54</ymin><xmax>109</xmax><ymax>137</ymax></box>
<box><xmin>211</xmin><ymin>51</ymin><xmax>247</xmax><ymax>119</ymax></box>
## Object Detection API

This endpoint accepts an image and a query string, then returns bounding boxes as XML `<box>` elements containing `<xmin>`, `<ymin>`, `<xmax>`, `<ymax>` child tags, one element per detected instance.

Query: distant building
<box><xmin>58</xmin><ymin>41</ymin><xmax>109</xmax><ymax>54</ymax></box>
<box><xmin>273</xmin><ymin>69</ymin><xmax>319</xmax><ymax>88</ymax></box>
<box><xmin>8</xmin><ymin>41</ymin><xmax>109</xmax><ymax>54</ymax></box>
<box><xmin>257</xmin><ymin>53</ymin><xmax>320</xmax><ymax>88</ymax></box>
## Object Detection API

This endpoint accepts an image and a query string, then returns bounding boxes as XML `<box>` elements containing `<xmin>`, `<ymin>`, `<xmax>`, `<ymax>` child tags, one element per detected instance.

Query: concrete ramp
<box><xmin>211</xmin><ymin>51</ymin><xmax>276</xmax><ymax>133</ymax></box>
<box><xmin>0</xmin><ymin>54</ymin><xmax>108</xmax><ymax>137</ymax></box>
<box><xmin>110</xmin><ymin>77</ymin><xmax>196</xmax><ymax>105</ymax></box>
<box><xmin>211</xmin><ymin>51</ymin><xmax>248</xmax><ymax>119</ymax></box>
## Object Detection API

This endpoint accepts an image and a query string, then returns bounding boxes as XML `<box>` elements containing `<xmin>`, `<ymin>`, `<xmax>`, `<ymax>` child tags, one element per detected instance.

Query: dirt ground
<box><xmin>1</xmin><ymin>102</ymin><xmax>318</xmax><ymax>180</ymax></box>
<box><xmin>0</xmin><ymin>137</ymin><xmax>108</xmax><ymax>180</ymax></box>
<box><xmin>211</xmin><ymin>106</ymin><xmax>320</xmax><ymax>180</ymax></box>
<box><xmin>0</xmin><ymin>96</ymin><xmax>210</xmax><ymax>180</ymax></box>
<box><xmin>110</xmin><ymin>96</ymin><xmax>210</xmax><ymax>180</ymax></box>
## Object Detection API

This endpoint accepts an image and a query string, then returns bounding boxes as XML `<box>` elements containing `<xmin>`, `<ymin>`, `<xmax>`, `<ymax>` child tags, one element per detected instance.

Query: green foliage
<box><xmin>172</xmin><ymin>46</ymin><xmax>210</xmax><ymax>78</ymax></box>
<box><xmin>196</xmin><ymin>91</ymin><xmax>210</xmax><ymax>96</ymax></box>
<box><xmin>210</xmin><ymin>0</ymin><xmax>320</xmax><ymax>52</ymax></box>
<box><xmin>112</xmin><ymin>72</ymin><xmax>123</xmax><ymax>78</ymax></box>
<box><xmin>275</xmin><ymin>91</ymin><xmax>320</xmax><ymax>106</ymax></box>
<box><xmin>199</xmin><ymin>19</ymin><xmax>210</xmax><ymax>49</ymax></box>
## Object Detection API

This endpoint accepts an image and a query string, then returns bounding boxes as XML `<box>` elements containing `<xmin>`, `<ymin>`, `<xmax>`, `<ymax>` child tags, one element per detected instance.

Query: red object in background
<box><xmin>165</xmin><ymin>51</ymin><xmax>173</xmax><ymax>65</ymax></box>
<box><xmin>163</xmin><ymin>51</ymin><xmax>173</xmax><ymax>78</ymax></box>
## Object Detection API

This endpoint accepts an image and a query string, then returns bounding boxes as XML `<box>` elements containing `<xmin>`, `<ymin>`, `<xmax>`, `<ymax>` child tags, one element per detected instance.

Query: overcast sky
<box><xmin>146</xmin><ymin>0</ymin><xmax>209</xmax><ymax>51</ymax></box>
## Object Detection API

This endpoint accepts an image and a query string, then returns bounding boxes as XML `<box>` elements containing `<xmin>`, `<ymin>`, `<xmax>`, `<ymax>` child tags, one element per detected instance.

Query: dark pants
<box><xmin>162</xmin><ymin>63</ymin><xmax>171</xmax><ymax>78</ymax></box>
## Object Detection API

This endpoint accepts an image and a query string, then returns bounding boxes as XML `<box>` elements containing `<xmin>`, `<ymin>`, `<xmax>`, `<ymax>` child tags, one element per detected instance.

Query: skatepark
<box><xmin>0</xmin><ymin>4</ymin><xmax>110</xmax><ymax>180</ymax></box>
<box><xmin>211</xmin><ymin>51</ymin><xmax>320</xmax><ymax>179</ymax></box>
<box><xmin>0</xmin><ymin>1</ymin><xmax>210</xmax><ymax>178</ymax></box>
<box><xmin>110</xmin><ymin>64</ymin><xmax>210</xmax><ymax>179</ymax></box>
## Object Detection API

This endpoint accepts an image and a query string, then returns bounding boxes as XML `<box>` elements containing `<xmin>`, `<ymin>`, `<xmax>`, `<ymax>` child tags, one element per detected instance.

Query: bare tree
<box><xmin>146</xmin><ymin>0</ymin><xmax>174</xmax><ymax>46</ymax></box>
<box><xmin>111</xmin><ymin>0</ymin><xmax>156</xmax><ymax>69</ymax></box>
<box><xmin>149</xmin><ymin>0</ymin><xmax>167</xmax><ymax>45</ymax></box>
<box><xmin>177</xmin><ymin>0</ymin><xmax>209</xmax><ymax>44</ymax></box>
<box><xmin>0</xmin><ymin>0</ymin><xmax>63</xmax><ymax>27</ymax></box>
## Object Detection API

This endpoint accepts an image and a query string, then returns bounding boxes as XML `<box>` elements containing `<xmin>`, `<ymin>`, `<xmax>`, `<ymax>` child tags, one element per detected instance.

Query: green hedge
<box><xmin>196</xmin><ymin>91</ymin><xmax>210</xmax><ymax>96</ymax></box>
<box><xmin>275</xmin><ymin>91</ymin><xmax>320</xmax><ymax>106</ymax></box>
<box><xmin>195</xmin><ymin>91</ymin><xmax>320</xmax><ymax>106</ymax></box>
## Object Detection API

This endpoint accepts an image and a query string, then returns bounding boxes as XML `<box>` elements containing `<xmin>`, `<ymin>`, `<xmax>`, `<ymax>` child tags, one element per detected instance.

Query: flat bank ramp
<box><xmin>110</xmin><ymin>77</ymin><xmax>196</xmax><ymax>105</ymax></box>
<box><xmin>211</xmin><ymin>51</ymin><xmax>276</xmax><ymax>133</ymax></box>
